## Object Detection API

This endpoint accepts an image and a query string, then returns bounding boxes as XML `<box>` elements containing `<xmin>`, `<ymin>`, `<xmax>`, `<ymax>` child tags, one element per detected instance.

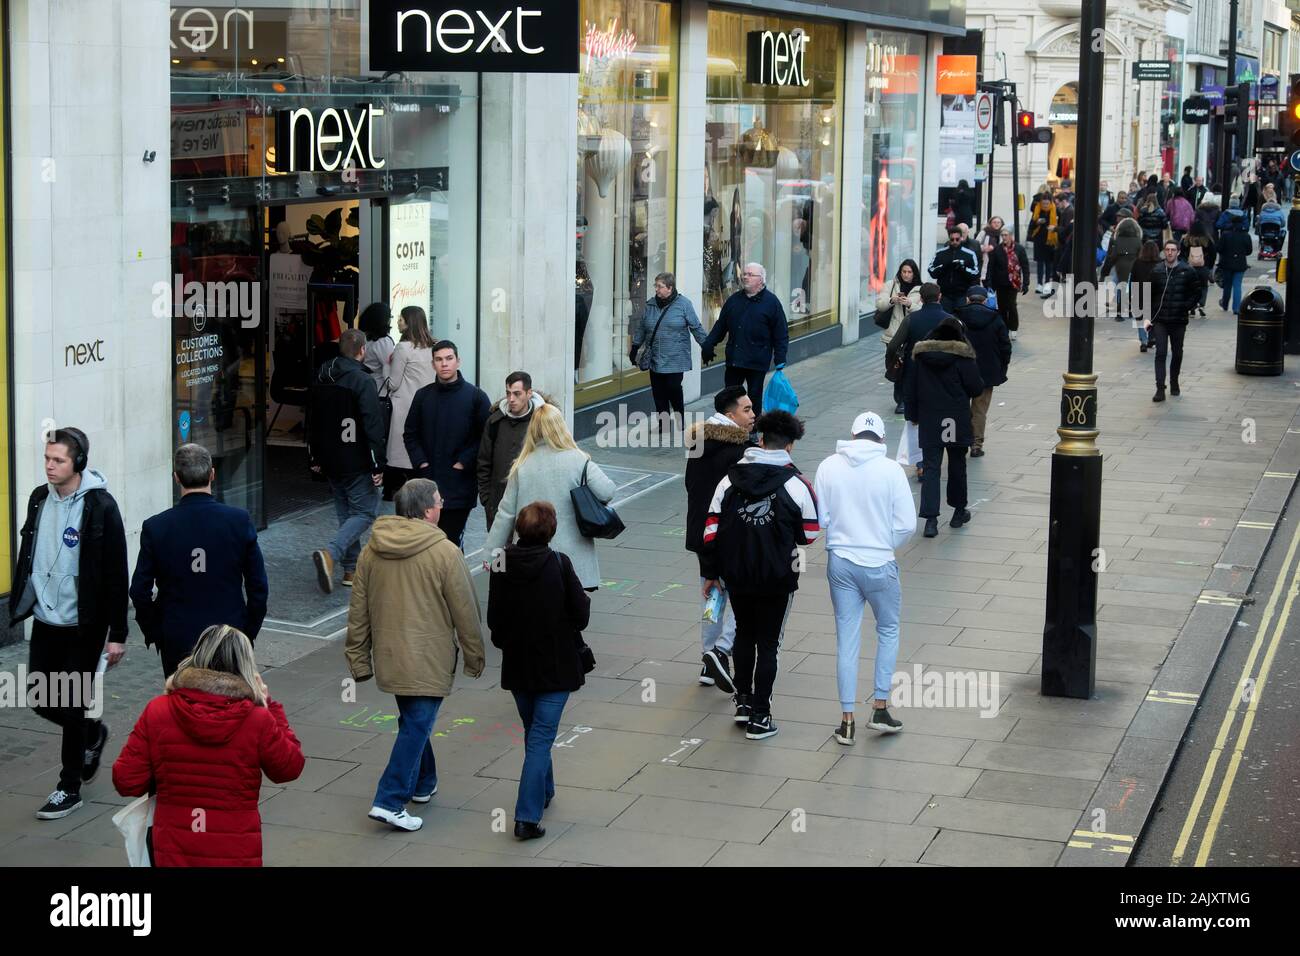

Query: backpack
<box><xmin>1188</xmin><ymin>245</ymin><xmax>1205</xmax><ymax>268</ymax></box>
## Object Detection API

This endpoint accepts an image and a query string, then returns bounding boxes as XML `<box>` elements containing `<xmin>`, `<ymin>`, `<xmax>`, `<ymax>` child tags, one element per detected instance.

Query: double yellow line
<box><xmin>1170</xmin><ymin>511</ymin><xmax>1300</xmax><ymax>865</ymax></box>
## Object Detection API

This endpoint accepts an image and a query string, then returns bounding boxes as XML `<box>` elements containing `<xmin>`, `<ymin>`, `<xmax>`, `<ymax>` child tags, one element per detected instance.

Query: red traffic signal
<box><xmin>1015</xmin><ymin>110</ymin><xmax>1051</xmax><ymax>145</ymax></box>
<box><xmin>1017</xmin><ymin>110</ymin><xmax>1033</xmax><ymax>130</ymax></box>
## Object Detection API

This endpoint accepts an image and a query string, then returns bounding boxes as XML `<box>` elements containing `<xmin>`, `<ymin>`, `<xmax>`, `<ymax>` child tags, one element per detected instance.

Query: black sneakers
<box><xmin>923</xmin><ymin>518</ymin><xmax>939</xmax><ymax>538</ymax></box>
<box><xmin>745</xmin><ymin>714</ymin><xmax>778</xmax><ymax>740</ymax></box>
<box><xmin>866</xmin><ymin>707</ymin><xmax>904</xmax><ymax>734</ymax></box>
<box><xmin>834</xmin><ymin>719</ymin><xmax>856</xmax><ymax>745</ymax></box>
<box><xmin>702</xmin><ymin>651</ymin><xmax>735</xmax><ymax>694</ymax></box>
<box><xmin>698</xmin><ymin>664</ymin><xmax>715</xmax><ymax>687</ymax></box>
<box><xmin>733</xmin><ymin>694</ymin><xmax>753</xmax><ymax>724</ymax></box>
<box><xmin>36</xmin><ymin>789</ymin><xmax>83</xmax><ymax>820</ymax></box>
<box><xmin>1170</xmin><ymin>381</ymin><xmax>1181</xmax><ymax>397</ymax></box>
<box><xmin>951</xmin><ymin>509</ymin><xmax>972</xmax><ymax>529</ymax></box>
<box><xmin>82</xmin><ymin>723</ymin><xmax>109</xmax><ymax>784</ymax></box>
<box><xmin>1152</xmin><ymin>387</ymin><xmax>1166</xmax><ymax>403</ymax></box>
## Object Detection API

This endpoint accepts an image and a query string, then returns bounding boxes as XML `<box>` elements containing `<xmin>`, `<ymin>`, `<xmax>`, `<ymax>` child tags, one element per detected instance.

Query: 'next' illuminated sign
<box><xmin>368</xmin><ymin>1</ymin><xmax>579</xmax><ymax>73</ymax></box>
<box><xmin>274</xmin><ymin>104</ymin><xmax>386</xmax><ymax>173</ymax></box>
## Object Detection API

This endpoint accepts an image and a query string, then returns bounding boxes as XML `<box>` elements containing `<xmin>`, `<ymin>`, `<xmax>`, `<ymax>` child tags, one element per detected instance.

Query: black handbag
<box><xmin>578</xmin><ymin>640</ymin><xmax>596</xmax><ymax>674</ymax></box>
<box><xmin>875</xmin><ymin>283</ymin><xmax>897</xmax><ymax>328</ymax></box>
<box><xmin>377</xmin><ymin>378</ymin><xmax>394</xmax><ymax>438</ymax></box>
<box><xmin>634</xmin><ymin>308</ymin><xmax>669</xmax><ymax>371</ymax></box>
<box><xmin>570</xmin><ymin>460</ymin><xmax>625</xmax><ymax>539</ymax></box>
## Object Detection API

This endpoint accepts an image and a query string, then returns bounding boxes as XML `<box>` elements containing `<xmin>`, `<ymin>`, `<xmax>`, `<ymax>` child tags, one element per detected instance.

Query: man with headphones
<box><xmin>10</xmin><ymin>427</ymin><xmax>128</xmax><ymax>820</ymax></box>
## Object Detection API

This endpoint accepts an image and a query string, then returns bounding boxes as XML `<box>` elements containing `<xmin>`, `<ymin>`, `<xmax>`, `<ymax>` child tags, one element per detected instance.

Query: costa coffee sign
<box><xmin>274</xmin><ymin>104</ymin><xmax>386</xmax><ymax>173</ymax></box>
<box><xmin>368</xmin><ymin>0</ymin><xmax>579</xmax><ymax>73</ymax></box>
<box><xmin>746</xmin><ymin>30</ymin><xmax>810</xmax><ymax>87</ymax></box>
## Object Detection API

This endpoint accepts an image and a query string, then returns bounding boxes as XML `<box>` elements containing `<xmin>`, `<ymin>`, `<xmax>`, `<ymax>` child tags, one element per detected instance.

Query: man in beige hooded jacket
<box><xmin>346</xmin><ymin>478</ymin><xmax>485</xmax><ymax>832</ymax></box>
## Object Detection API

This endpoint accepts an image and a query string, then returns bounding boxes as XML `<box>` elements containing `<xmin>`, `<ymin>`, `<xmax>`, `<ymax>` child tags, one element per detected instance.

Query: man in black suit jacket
<box><xmin>130</xmin><ymin>444</ymin><xmax>268</xmax><ymax>676</ymax></box>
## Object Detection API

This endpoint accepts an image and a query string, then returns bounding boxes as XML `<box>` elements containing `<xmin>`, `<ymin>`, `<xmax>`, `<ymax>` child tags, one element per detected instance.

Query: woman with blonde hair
<box><xmin>483</xmin><ymin>404</ymin><xmax>617</xmax><ymax>590</ymax></box>
<box><xmin>112</xmin><ymin>624</ymin><xmax>304</xmax><ymax>866</ymax></box>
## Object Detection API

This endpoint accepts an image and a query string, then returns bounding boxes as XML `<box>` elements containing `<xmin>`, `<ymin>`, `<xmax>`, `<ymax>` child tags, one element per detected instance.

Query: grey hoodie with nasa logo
<box><xmin>28</xmin><ymin>469</ymin><xmax>109</xmax><ymax>627</ymax></box>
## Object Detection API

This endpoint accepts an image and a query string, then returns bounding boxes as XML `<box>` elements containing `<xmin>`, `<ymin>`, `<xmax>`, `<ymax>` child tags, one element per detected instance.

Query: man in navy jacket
<box><xmin>404</xmin><ymin>340</ymin><xmax>492</xmax><ymax>550</ymax></box>
<box><xmin>701</xmin><ymin>262</ymin><xmax>790</xmax><ymax>416</ymax></box>
<box><xmin>130</xmin><ymin>443</ymin><xmax>268</xmax><ymax>677</ymax></box>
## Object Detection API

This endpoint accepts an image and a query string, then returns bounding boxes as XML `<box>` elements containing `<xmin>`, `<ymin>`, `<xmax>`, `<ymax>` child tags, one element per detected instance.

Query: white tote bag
<box><xmin>895</xmin><ymin>422</ymin><xmax>921</xmax><ymax>467</ymax></box>
<box><xmin>111</xmin><ymin>794</ymin><xmax>156</xmax><ymax>867</ymax></box>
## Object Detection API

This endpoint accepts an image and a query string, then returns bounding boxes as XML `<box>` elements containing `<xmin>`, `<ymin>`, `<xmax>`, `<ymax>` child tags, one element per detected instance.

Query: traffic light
<box><xmin>1283</xmin><ymin>74</ymin><xmax>1300</xmax><ymax>152</ymax></box>
<box><xmin>1015</xmin><ymin>109</ymin><xmax>1052</xmax><ymax>145</ymax></box>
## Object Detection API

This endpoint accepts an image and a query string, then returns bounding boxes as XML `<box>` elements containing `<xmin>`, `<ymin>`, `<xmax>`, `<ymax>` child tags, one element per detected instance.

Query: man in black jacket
<box><xmin>700</xmin><ymin>263</ymin><xmax>790</xmax><ymax>416</ymax></box>
<box><xmin>928</xmin><ymin>228</ymin><xmax>981</xmax><ymax>314</ymax></box>
<box><xmin>11</xmin><ymin>427</ymin><xmax>128</xmax><ymax>820</ymax></box>
<box><xmin>309</xmin><ymin>328</ymin><xmax>387</xmax><ymax>593</ymax></box>
<box><xmin>684</xmin><ymin>385</ymin><xmax>754</xmax><ymax>694</ymax></box>
<box><xmin>890</xmin><ymin>283</ymin><xmax>952</xmax><ymax>395</ymax></box>
<box><xmin>477</xmin><ymin>371</ymin><xmax>544</xmax><ymax>530</ymax></box>
<box><xmin>954</xmin><ymin>288</ymin><xmax>1012</xmax><ymax>458</ymax></box>
<box><xmin>404</xmin><ymin>340</ymin><xmax>491</xmax><ymax>550</ymax></box>
<box><xmin>1147</xmin><ymin>239</ymin><xmax>1205</xmax><ymax>402</ymax></box>
<box><xmin>700</xmin><ymin>411</ymin><xmax>820</xmax><ymax>741</ymax></box>
<box><xmin>130</xmin><ymin>443</ymin><xmax>268</xmax><ymax>676</ymax></box>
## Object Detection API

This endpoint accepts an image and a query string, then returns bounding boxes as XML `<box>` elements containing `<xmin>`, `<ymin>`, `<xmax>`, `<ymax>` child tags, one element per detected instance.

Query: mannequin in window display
<box><xmin>575</xmin><ymin>256</ymin><xmax>594</xmax><ymax>373</ymax></box>
<box><xmin>703</xmin><ymin>167</ymin><xmax>726</xmax><ymax>308</ymax></box>
<box><xmin>578</xmin><ymin>127</ymin><xmax>631</xmax><ymax>385</ymax></box>
<box><xmin>728</xmin><ymin>189</ymin><xmax>743</xmax><ymax>291</ymax></box>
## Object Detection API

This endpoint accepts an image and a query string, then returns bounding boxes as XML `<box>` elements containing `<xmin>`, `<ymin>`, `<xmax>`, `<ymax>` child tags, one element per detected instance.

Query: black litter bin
<box><xmin>1236</xmin><ymin>287</ymin><xmax>1285</xmax><ymax>376</ymax></box>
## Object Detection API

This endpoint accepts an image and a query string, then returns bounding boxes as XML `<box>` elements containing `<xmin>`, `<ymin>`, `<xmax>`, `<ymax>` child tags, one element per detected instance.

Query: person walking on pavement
<box><xmin>904</xmin><ymin>318</ymin><xmax>984</xmax><ymax>538</ymax></box>
<box><xmin>12</xmin><ymin>427</ymin><xmax>127</xmax><ymax>820</ymax></box>
<box><xmin>1028</xmin><ymin>191</ymin><xmax>1058</xmax><ymax>295</ymax></box>
<box><xmin>1215</xmin><ymin>212</ymin><xmax>1253</xmax><ymax>316</ymax></box>
<box><xmin>403</xmin><ymin>340</ymin><xmax>492</xmax><ymax>551</ymax></box>
<box><xmin>383</xmin><ymin>306</ymin><xmax>437</xmax><ymax>500</ymax></box>
<box><xmin>700</xmin><ymin>411</ymin><xmax>820</xmax><ymax>741</ymax></box>
<box><xmin>484</xmin><ymin>404</ymin><xmax>618</xmax><ymax>591</ymax></box>
<box><xmin>1147</xmin><ymin>239</ymin><xmax>1205</xmax><ymax>403</ymax></box>
<box><xmin>700</xmin><ymin>262</ymin><xmax>790</xmax><ymax>416</ymax></box>
<box><xmin>813</xmin><ymin>412</ymin><xmax>915</xmax><ymax>744</ymax></box>
<box><xmin>477</xmin><ymin>371</ymin><xmax>545</xmax><ymax>530</ymax></box>
<box><xmin>131</xmin><ymin>443</ymin><xmax>268</xmax><ymax>678</ymax></box>
<box><xmin>986</xmin><ymin>229</ymin><xmax>1029</xmax><ymax>341</ymax></box>
<box><xmin>877</xmin><ymin>260</ymin><xmax>922</xmax><ymax>413</ymax></box>
<box><xmin>1137</xmin><ymin>193</ymin><xmax>1169</xmax><ymax>246</ymax></box>
<box><xmin>1180</xmin><ymin>221</ymin><xmax>1216</xmax><ymax>317</ymax></box>
<box><xmin>1130</xmin><ymin>240</ymin><xmax>1161</xmax><ymax>353</ymax></box>
<box><xmin>345</xmin><ymin>479</ymin><xmax>486</xmax><ymax>832</ymax></box>
<box><xmin>487</xmin><ymin>502</ymin><xmax>591</xmax><ymax>841</ymax></box>
<box><xmin>684</xmin><ymin>385</ymin><xmax>755</xmax><ymax>694</ymax></box>
<box><xmin>1101</xmin><ymin>216</ymin><xmax>1143</xmax><ymax>321</ymax></box>
<box><xmin>630</xmin><ymin>272</ymin><xmax>709</xmax><ymax>428</ymax></box>
<box><xmin>308</xmin><ymin>328</ymin><xmax>387</xmax><ymax>594</ymax></box>
<box><xmin>954</xmin><ymin>288</ymin><xmax>1011</xmax><ymax>459</ymax></box>
<box><xmin>1165</xmin><ymin>189</ymin><xmax>1196</xmax><ymax>244</ymax></box>
<box><xmin>112</xmin><ymin>624</ymin><xmax>304</xmax><ymax>866</ymax></box>
<box><xmin>358</xmin><ymin>302</ymin><xmax>396</xmax><ymax>391</ymax></box>
<box><xmin>928</xmin><ymin>227</ymin><xmax>981</xmax><ymax>314</ymax></box>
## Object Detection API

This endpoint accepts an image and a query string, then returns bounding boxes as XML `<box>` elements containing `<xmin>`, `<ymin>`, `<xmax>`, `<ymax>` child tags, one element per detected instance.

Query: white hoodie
<box><xmin>813</xmin><ymin>440</ymin><xmax>916</xmax><ymax>567</ymax></box>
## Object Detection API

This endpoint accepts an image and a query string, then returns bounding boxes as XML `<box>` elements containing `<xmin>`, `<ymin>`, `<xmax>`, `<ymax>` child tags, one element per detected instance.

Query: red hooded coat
<box><xmin>112</xmin><ymin>667</ymin><xmax>305</xmax><ymax>866</ymax></box>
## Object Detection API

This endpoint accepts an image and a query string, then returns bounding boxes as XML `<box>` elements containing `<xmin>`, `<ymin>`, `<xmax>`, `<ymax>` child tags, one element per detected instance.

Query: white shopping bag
<box><xmin>895</xmin><ymin>422</ymin><xmax>921</xmax><ymax>467</ymax></box>
<box><xmin>111</xmin><ymin>794</ymin><xmax>156</xmax><ymax>867</ymax></box>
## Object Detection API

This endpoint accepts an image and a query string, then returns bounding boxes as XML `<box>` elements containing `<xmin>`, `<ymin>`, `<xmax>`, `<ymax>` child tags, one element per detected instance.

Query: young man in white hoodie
<box><xmin>813</xmin><ymin>412</ymin><xmax>917</xmax><ymax>743</ymax></box>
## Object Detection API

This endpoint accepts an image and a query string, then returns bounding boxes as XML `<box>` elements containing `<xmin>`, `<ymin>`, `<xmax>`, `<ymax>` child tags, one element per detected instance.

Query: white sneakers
<box><xmin>410</xmin><ymin>784</ymin><xmax>438</xmax><ymax>804</ymax></box>
<box><xmin>368</xmin><ymin>806</ymin><xmax>424</xmax><ymax>831</ymax></box>
<box><xmin>1010</xmin><ymin>331</ymin><xmax>1018</xmax><ymax>341</ymax></box>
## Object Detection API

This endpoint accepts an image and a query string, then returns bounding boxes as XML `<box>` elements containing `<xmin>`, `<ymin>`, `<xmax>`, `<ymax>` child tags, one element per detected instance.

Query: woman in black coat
<box><xmin>950</xmin><ymin>180</ymin><xmax>977</xmax><ymax>228</ymax></box>
<box><xmin>904</xmin><ymin>318</ymin><xmax>984</xmax><ymax>539</ymax></box>
<box><xmin>986</xmin><ymin>229</ymin><xmax>1030</xmax><ymax>339</ymax></box>
<box><xmin>487</xmin><ymin>501</ymin><xmax>590</xmax><ymax>841</ymax></box>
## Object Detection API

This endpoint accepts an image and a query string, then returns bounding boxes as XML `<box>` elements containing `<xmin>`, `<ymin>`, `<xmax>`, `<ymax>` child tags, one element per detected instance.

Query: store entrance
<box><xmin>262</xmin><ymin>199</ymin><xmax>363</xmax><ymax>524</ymax></box>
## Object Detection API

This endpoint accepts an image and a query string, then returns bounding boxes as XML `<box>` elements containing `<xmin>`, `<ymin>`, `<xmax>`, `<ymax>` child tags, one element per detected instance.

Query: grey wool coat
<box><xmin>632</xmin><ymin>294</ymin><xmax>709</xmax><ymax>374</ymax></box>
<box><xmin>482</xmin><ymin>446</ymin><xmax>618</xmax><ymax>589</ymax></box>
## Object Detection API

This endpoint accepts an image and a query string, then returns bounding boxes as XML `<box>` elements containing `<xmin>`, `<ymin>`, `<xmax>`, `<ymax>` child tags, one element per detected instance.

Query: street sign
<box><xmin>1182</xmin><ymin>95</ymin><xmax>1212</xmax><ymax>124</ymax></box>
<box><xmin>975</xmin><ymin>91</ymin><xmax>993</xmax><ymax>153</ymax></box>
<box><xmin>1132</xmin><ymin>60</ymin><xmax>1172</xmax><ymax>82</ymax></box>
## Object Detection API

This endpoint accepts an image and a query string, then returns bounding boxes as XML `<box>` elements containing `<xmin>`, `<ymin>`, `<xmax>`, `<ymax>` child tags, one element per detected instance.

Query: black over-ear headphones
<box><xmin>57</xmin><ymin>428</ymin><xmax>88</xmax><ymax>473</ymax></box>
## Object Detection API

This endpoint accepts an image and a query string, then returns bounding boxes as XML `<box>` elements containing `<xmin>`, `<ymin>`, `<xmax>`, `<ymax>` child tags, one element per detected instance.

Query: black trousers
<box><xmin>382</xmin><ymin>466</ymin><xmax>416</xmax><ymax>502</ymax></box>
<box><xmin>919</xmin><ymin>443</ymin><xmax>968</xmax><ymax>518</ymax></box>
<box><xmin>1151</xmin><ymin>323</ymin><xmax>1186</xmax><ymax>389</ymax></box>
<box><xmin>994</xmin><ymin>286</ymin><xmax>1020</xmax><ymax>332</ymax></box>
<box><xmin>724</xmin><ymin>365</ymin><xmax>768</xmax><ymax>416</ymax></box>
<box><xmin>28</xmin><ymin>620</ymin><xmax>103</xmax><ymax>793</ymax></box>
<box><xmin>728</xmin><ymin>591</ymin><xmax>793</xmax><ymax>715</ymax></box>
<box><xmin>648</xmin><ymin>371</ymin><xmax>685</xmax><ymax>416</ymax></box>
<box><xmin>940</xmin><ymin>294</ymin><xmax>965</xmax><ymax>316</ymax></box>
<box><xmin>438</xmin><ymin>507</ymin><xmax>472</xmax><ymax>551</ymax></box>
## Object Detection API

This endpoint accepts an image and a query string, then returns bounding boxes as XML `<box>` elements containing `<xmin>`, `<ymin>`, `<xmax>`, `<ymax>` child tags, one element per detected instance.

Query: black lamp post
<box><xmin>1042</xmin><ymin>0</ymin><xmax>1106</xmax><ymax>699</ymax></box>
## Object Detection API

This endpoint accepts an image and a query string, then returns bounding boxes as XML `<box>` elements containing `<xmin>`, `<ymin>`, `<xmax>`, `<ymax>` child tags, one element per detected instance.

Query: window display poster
<box><xmin>389</xmin><ymin>201</ymin><xmax>431</xmax><ymax>321</ymax></box>
<box><xmin>939</xmin><ymin>94</ymin><xmax>976</xmax><ymax>187</ymax></box>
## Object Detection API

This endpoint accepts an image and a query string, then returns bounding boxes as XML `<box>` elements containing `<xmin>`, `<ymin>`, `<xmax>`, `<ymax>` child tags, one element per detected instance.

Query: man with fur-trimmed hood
<box><xmin>683</xmin><ymin>385</ymin><xmax>754</xmax><ymax>694</ymax></box>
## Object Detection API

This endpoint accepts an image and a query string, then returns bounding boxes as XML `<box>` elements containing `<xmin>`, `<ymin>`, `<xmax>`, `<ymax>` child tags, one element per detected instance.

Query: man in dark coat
<box><xmin>308</xmin><ymin>328</ymin><xmax>387</xmax><ymax>594</ymax></box>
<box><xmin>701</xmin><ymin>262</ymin><xmax>790</xmax><ymax>416</ymax></box>
<box><xmin>954</xmin><ymin>288</ymin><xmax>1011</xmax><ymax>458</ymax></box>
<box><xmin>476</xmin><ymin>370</ymin><xmax>544</xmax><ymax>530</ymax></box>
<box><xmin>404</xmin><ymin>339</ymin><xmax>492</xmax><ymax>550</ymax></box>
<box><xmin>11</xmin><ymin>427</ymin><xmax>128</xmax><ymax>820</ymax></box>
<box><xmin>891</xmin><ymin>282</ymin><xmax>952</xmax><ymax>392</ymax></box>
<box><xmin>904</xmin><ymin>319</ymin><xmax>984</xmax><ymax>539</ymax></box>
<box><xmin>683</xmin><ymin>385</ymin><xmax>755</xmax><ymax>695</ymax></box>
<box><xmin>928</xmin><ymin>227</ymin><xmax>981</xmax><ymax>314</ymax></box>
<box><xmin>130</xmin><ymin>443</ymin><xmax>268</xmax><ymax>677</ymax></box>
<box><xmin>1146</xmin><ymin>239</ymin><xmax>1205</xmax><ymax>402</ymax></box>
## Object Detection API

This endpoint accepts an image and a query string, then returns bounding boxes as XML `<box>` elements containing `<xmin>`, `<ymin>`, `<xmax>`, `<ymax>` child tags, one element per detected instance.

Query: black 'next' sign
<box><xmin>368</xmin><ymin>1</ymin><xmax>579</xmax><ymax>73</ymax></box>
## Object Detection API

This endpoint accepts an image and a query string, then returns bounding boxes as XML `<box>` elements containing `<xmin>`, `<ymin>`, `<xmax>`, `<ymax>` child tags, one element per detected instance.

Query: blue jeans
<box><xmin>1219</xmin><ymin>270</ymin><xmax>1245</xmax><ymax>314</ymax></box>
<box><xmin>328</xmin><ymin>472</ymin><xmax>380</xmax><ymax>572</ymax></box>
<box><xmin>373</xmin><ymin>695</ymin><xmax>441</xmax><ymax>812</ymax></box>
<box><xmin>700</xmin><ymin>577</ymin><xmax>735</xmax><ymax>656</ymax></box>
<box><xmin>512</xmin><ymin>690</ymin><xmax>568</xmax><ymax>824</ymax></box>
<box><xmin>827</xmin><ymin>554</ymin><xmax>901</xmax><ymax>711</ymax></box>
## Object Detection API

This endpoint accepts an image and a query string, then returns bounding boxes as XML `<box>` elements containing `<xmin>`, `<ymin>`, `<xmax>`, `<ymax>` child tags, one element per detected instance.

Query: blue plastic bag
<box><xmin>765</xmin><ymin>368</ymin><xmax>799</xmax><ymax>415</ymax></box>
<box><xmin>984</xmin><ymin>290</ymin><xmax>998</xmax><ymax>312</ymax></box>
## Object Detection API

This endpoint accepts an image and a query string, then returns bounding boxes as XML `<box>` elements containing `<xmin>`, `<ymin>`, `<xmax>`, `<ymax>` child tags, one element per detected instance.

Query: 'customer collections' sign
<box><xmin>368</xmin><ymin>1</ymin><xmax>579</xmax><ymax>73</ymax></box>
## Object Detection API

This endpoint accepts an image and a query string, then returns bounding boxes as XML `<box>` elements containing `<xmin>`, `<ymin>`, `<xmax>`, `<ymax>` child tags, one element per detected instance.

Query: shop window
<box><xmin>705</xmin><ymin>8</ymin><xmax>842</xmax><ymax>339</ymax></box>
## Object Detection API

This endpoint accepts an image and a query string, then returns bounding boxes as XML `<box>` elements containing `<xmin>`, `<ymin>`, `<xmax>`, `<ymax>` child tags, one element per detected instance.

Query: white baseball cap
<box><xmin>852</xmin><ymin>411</ymin><xmax>886</xmax><ymax>440</ymax></box>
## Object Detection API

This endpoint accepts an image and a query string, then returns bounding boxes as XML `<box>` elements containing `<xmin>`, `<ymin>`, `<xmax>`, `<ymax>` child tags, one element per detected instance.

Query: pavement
<box><xmin>0</xmin><ymin>262</ymin><xmax>1295</xmax><ymax>868</ymax></box>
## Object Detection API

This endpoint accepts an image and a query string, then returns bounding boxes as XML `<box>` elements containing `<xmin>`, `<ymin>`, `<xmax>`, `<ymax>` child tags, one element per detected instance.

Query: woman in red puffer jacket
<box><xmin>113</xmin><ymin>624</ymin><xmax>304</xmax><ymax>866</ymax></box>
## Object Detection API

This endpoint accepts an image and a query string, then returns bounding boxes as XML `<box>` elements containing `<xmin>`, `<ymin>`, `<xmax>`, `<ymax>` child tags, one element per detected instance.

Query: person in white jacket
<box><xmin>813</xmin><ymin>412</ymin><xmax>917</xmax><ymax>744</ymax></box>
